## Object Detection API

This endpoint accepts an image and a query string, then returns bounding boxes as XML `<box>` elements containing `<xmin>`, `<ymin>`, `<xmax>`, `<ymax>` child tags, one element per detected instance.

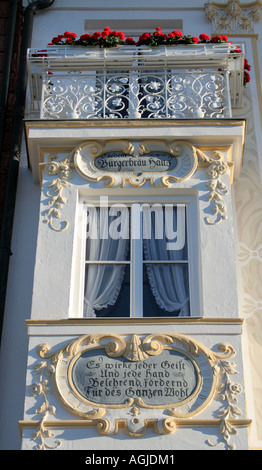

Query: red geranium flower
<box><xmin>211</xmin><ymin>35</ymin><xmax>221</xmax><ymax>43</ymax></box>
<box><xmin>154</xmin><ymin>30</ymin><xmax>166</xmax><ymax>39</ymax></box>
<box><xmin>210</xmin><ymin>35</ymin><xmax>229</xmax><ymax>43</ymax></box>
<box><xmin>199</xmin><ymin>33</ymin><xmax>210</xmax><ymax>42</ymax></box>
<box><xmin>51</xmin><ymin>36</ymin><xmax>61</xmax><ymax>44</ymax></box>
<box><xmin>64</xmin><ymin>31</ymin><xmax>77</xmax><ymax>38</ymax></box>
<box><xmin>244</xmin><ymin>71</ymin><xmax>251</xmax><ymax>85</ymax></box>
<box><xmin>80</xmin><ymin>34</ymin><xmax>90</xmax><ymax>40</ymax></box>
<box><xmin>125</xmin><ymin>37</ymin><xmax>136</xmax><ymax>45</ymax></box>
<box><xmin>101</xmin><ymin>30</ymin><xmax>110</xmax><ymax>38</ymax></box>
<box><xmin>92</xmin><ymin>32</ymin><xmax>101</xmax><ymax>40</ymax></box>
<box><xmin>117</xmin><ymin>32</ymin><xmax>125</xmax><ymax>40</ymax></box>
<box><xmin>137</xmin><ymin>32</ymin><xmax>151</xmax><ymax>45</ymax></box>
<box><xmin>244</xmin><ymin>58</ymin><xmax>251</xmax><ymax>71</ymax></box>
<box><xmin>192</xmin><ymin>36</ymin><xmax>199</xmax><ymax>44</ymax></box>
<box><xmin>172</xmin><ymin>30</ymin><xmax>183</xmax><ymax>37</ymax></box>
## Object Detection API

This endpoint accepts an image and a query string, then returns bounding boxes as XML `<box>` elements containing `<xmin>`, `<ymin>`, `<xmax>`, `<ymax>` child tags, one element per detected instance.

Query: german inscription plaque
<box><xmin>71</xmin><ymin>348</ymin><xmax>199</xmax><ymax>407</ymax></box>
<box><xmin>94</xmin><ymin>152</ymin><xmax>177</xmax><ymax>173</ymax></box>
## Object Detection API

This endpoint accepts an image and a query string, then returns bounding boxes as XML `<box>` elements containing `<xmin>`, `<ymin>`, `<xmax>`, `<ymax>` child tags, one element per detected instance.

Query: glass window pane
<box><xmin>143</xmin><ymin>205</ymin><xmax>187</xmax><ymax>261</ymax></box>
<box><xmin>143</xmin><ymin>264</ymin><xmax>190</xmax><ymax>317</ymax></box>
<box><xmin>86</xmin><ymin>207</ymin><xmax>130</xmax><ymax>261</ymax></box>
<box><xmin>83</xmin><ymin>264</ymin><xmax>130</xmax><ymax>317</ymax></box>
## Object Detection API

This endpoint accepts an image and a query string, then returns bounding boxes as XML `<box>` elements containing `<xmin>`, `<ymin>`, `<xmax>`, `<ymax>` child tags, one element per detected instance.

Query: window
<box><xmin>72</xmin><ymin>194</ymin><xmax>201</xmax><ymax>319</ymax></box>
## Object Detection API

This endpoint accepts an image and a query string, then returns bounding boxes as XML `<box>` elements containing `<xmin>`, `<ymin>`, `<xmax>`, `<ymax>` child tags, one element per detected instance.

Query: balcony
<box><xmin>27</xmin><ymin>43</ymin><xmax>245</xmax><ymax>120</ymax></box>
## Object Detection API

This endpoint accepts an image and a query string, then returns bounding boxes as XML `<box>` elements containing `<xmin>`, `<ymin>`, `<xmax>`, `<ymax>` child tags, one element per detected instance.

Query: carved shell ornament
<box><xmin>27</xmin><ymin>333</ymin><xmax>247</xmax><ymax>449</ymax></box>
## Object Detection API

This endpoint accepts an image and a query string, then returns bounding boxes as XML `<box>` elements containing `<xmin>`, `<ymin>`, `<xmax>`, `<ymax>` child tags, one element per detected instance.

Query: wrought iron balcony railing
<box><xmin>27</xmin><ymin>43</ymin><xmax>245</xmax><ymax>120</ymax></box>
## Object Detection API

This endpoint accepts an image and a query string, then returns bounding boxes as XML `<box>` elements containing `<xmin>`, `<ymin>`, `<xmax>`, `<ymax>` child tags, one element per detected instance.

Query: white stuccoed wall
<box><xmin>0</xmin><ymin>0</ymin><xmax>261</xmax><ymax>450</ymax></box>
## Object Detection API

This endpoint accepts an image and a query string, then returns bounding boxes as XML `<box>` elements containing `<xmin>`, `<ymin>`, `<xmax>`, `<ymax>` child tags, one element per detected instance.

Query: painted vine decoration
<box><xmin>208</xmin><ymin>358</ymin><xmax>243</xmax><ymax>450</ymax></box>
<box><xmin>45</xmin><ymin>27</ymin><xmax>251</xmax><ymax>86</ymax></box>
<box><xmin>205</xmin><ymin>160</ymin><xmax>229</xmax><ymax>225</ymax></box>
<box><xmin>41</xmin><ymin>152</ymin><xmax>75</xmax><ymax>232</ymax></box>
<box><xmin>196</xmin><ymin>149</ymin><xmax>229</xmax><ymax>225</ymax></box>
<box><xmin>29</xmin><ymin>344</ymin><xmax>61</xmax><ymax>450</ymax></box>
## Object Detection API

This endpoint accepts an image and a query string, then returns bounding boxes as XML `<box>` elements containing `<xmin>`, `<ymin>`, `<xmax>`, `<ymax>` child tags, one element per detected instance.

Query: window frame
<box><xmin>69</xmin><ymin>192</ymin><xmax>202</xmax><ymax>319</ymax></box>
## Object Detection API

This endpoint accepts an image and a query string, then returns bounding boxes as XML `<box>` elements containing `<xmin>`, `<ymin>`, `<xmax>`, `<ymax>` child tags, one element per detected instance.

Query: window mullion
<box><xmin>78</xmin><ymin>209</ymin><xmax>88</xmax><ymax>318</ymax></box>
<box><xmin>130</xmin><ymin>204</ymin><xmax>143</xmax><ymax>317</ymax></box>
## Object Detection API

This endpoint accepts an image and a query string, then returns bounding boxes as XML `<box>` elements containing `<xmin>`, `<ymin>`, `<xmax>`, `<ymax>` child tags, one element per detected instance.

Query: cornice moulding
<box><xmin>25</xmin><ymin>317</ymin><xmax>244</xmax><ymax>326</ymax></box>
<box><xmin>25</xmin><ymin>318</ymin><xmax>244</xmax><ymax>339</ymax></box>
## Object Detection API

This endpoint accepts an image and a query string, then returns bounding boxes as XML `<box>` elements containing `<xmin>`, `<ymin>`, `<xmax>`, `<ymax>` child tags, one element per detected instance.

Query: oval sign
<box><xmin>70</xmin><ymin>348</ymin><xmax>199</xmax><ymax>407</ymax></box>
<box><xmin>93</xmin><ymin>152</ymin><xmax>176</xmax><ymax>173</ymax></box>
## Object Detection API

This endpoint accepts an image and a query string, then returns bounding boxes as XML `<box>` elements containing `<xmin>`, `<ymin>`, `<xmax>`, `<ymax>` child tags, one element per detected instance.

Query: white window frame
<box><xmin>69</xmin><ymin>191</ymin><xmax>202</xmax><ymax>319</ymax></box>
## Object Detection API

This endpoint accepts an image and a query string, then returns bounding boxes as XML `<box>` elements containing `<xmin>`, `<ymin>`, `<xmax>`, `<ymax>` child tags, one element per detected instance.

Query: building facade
<box><xmin>0</xmin><ymin>0</ymin><xmax>262</xmax><ymax>451</ymax></box>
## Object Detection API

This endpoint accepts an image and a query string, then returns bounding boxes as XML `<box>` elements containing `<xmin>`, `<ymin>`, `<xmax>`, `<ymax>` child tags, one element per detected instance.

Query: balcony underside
<box><xmin>24</xmin><ymin>118</ymin><xmax>246</xmax><ymax>185</ymax></box>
